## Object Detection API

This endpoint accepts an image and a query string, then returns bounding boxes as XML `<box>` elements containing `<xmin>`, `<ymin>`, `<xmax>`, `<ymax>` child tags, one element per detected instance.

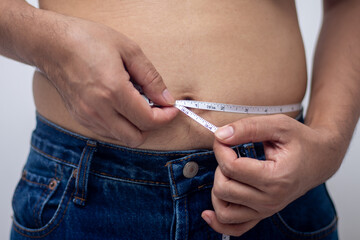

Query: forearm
<box><xmin>306</xmin><ymin>0</ymin><xmax>360</xmax><ymax>150</ymax></box>
<box><xmin>0</xmin><ymin>0</ymin><xmax>71</xmax><ymax>71</ymax></box>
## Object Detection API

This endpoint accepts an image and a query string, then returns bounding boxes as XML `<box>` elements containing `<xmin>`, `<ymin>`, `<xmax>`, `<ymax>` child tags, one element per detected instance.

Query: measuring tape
<box><xmin>136</xmin><ymin>83</ymin><xmax>302</xmax><ymax>133</ymax></box>
<box><xmin>145</xmin><ymin>97</ymin><xmax>301</xmax><ymax>133</ymax></box>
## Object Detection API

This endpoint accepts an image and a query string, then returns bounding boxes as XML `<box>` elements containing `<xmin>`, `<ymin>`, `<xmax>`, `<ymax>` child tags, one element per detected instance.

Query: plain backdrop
<box><xmin>0</xmin><ymin>0</ymin><xmax>359</xmax><ymax>239</ymax></box>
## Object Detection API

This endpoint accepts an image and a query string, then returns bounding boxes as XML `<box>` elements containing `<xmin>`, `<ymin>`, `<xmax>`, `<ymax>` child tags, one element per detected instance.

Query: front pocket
<box><xmin>12</xmin><ymin>168</ymin><xmax>76</xmax><ymax>238</ymax></box>
<box><xmin>271</xmin><ymin>184</ymin><xmax>338</xmax><ymax>239</ymax></box>
<box><xmin>12</xmin><ymin>170</ymin><xmax>60</xmax><ymax>229</ymax></box>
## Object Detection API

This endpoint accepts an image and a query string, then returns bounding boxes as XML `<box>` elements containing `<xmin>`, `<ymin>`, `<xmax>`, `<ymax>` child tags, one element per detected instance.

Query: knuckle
<box><xmin>242</xmin><ymin>119</ymin><xmax>259</xmax><ymax>142</ymax></box>
<box><xmin>125</xmin><ymin>42</ymin><xmax>143</xmax><ymax>57</ymax></box>
<box><xmin>144</xmin><ymin>67</ymin><xmax>162</xmax><ymax>87</ymax></box>
<box><xmin>97</xmin><ymin>88</ymin><xmax>114</xmax><ymax>102</ymax></box>
<box><xmin>219</xmin><ymin>161</ymin><xmax>234</xmax><ymax>178</ymax></box>
<box><xmin>212</xmin><ymin>184</ymin><xmax>224</xmax><ymax>199</ymax></box>
<box><xmin>275</xmin><ymin>114</ymin><xmax>292</xmax><ymax>132</ymax></box>
<box><xmin>79</xmin><ymin>101</ymin><xmax>97</xmax><ymax>118</ymax></box>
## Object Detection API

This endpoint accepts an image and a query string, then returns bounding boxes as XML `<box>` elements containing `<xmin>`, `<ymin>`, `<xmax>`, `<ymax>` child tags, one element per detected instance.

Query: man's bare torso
<box><xmin>33</xmin><ymin>0</ymin><xmax>306</xmax><ymax>150</ymax></box>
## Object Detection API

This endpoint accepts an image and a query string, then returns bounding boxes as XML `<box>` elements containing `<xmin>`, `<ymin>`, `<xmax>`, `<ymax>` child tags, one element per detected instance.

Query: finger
<box><xmin>121</xmin><ymin>43</ymin><xmax>175</xmax><ymax>106</ymax></box>
<box><xmin>211</xmin><ymin>189</ymin><xmax>260</xmax><ymax>224</ymax></box>
<box><xmin>212</xmin><ymin>167</ymin><xmax>265</xmax><ymax>207</ymax></box>
<box><xmin>91</xmin><ymin>99</ymin><xmax>145</xmax><ymax>147</ymax></box>
<box><xmin>114</xmin><ymin>79</ymin><xmax>178</xmax><ymax>131</ymax></box>
<box><xmin>213</xmin><ymin>196</ymin><xmax>260</xmax><ymax>224</ymax></box>
<box><xmin>214</xmin><ymin>115</ymin><xmax>295</xmax><ymax>145</ymax></box>
<box><xmin>213</xmin><ymin>140</ymin><xmax>273</xmax><ymax>188</ymax></box>
<box><xmin>202</xmin><ymin>210</ymin><xmax>259</xmax><ymax>237</ymax></box>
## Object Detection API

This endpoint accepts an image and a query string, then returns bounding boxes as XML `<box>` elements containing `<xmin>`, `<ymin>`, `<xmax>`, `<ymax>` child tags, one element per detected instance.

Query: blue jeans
<box><xmin>11</xmin><ymin>114</ymin><xmax>338</xmax><ymax>240</ymax></box>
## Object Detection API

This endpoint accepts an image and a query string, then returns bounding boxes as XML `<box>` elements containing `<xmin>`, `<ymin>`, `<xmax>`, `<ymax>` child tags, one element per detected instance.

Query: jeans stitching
<box><xmin>33</xmin><ymin>188</ymin><xmax>48</xmax><ymax>228</ymax></box>
<box><xmin>80</xmin><ymin>148</ymin><xmax>92</xmax><ymax>200</ymax></box>
<box><xmin>75</xmin><ymin>146</ymin><xmax>87</xmax><ymax>198</ymax></box>
<box><xmin>99</xmin><ymin>143</ymin><xmax>190</xmax><ymax>157</ymax></box>
<box><xmin>12</xmin><ymin>174</ymin><xmax>76</xmax><ymax>236</ymax></box>
<box><xmin>21</xmin><ymin>171</ymin><xmax>50</xmax><ymax>188</ymax></box>
<box><xmin>38</xmin><ymin>116</ymin><xmax>191</xmax><ymax>157</ymax></box>
<box><xmin>91</xmin><ymin>170</ymin><xmax>169</xmax><ymax>185</ymax></box>
<box><xmin>30</xmin><ymin>146</ymin><xmax>171</xmax><ymax>186</ymax></box>
<box><xmin>169</xmin><ymin>163</ymin><xmax>179</xmax><ymax>198</ymax></box>
<box><xmin>271</xmin><ymin>214</ymin><xmax>338</xmax><ymax>239</ymax></box>
<box><xmin>39</xmin><ymin>165</ymin><xmax>64</xmax><ymax>227</ymax></box>
<box><xmin>170</xmin><ymin>153</ymin><xmax>214</xmax><ymax>165</ymax></box>
<box><xmin>37</xmin><ymin>117</ymin><xmax>87</xmax><ymax>142</ymax></box>
<box><xmin>31</xmin><ymin>144</ymin><xmax>76</xmax><ymax>167</ymax></box>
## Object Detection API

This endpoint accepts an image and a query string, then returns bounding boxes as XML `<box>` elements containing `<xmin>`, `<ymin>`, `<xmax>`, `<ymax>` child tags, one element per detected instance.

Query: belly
<box><xmin>34</xmin><ymin>0</ymin><xmax>307</xmax><ymax>150</ymax></box>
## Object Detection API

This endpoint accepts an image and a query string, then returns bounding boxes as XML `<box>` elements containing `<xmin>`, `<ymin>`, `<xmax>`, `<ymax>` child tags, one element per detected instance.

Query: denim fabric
<box><xmin>11</xmin><ymin>114</ymin><xmax>338</xmax><ymax>240</ymax></box>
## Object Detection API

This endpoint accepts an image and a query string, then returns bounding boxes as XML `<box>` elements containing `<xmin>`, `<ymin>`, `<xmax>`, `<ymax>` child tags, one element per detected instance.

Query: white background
<box><xmin>0</xmin><ymin>0</ymin><xmax>359</xmax><ymax>239</ymax></box>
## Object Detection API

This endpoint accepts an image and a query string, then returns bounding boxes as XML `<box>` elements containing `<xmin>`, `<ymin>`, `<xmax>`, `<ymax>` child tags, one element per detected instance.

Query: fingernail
<box><xmin>162</xmin><ymin>89</ymin><xmax>175</xmax><ymax>105</ymax></box>
<box><xmin>202</xmin><ymin>215</ymin><xmax>212</xmax><ymax>225</ymax></box>
<box><xmin>215</xmin><ymin>126</ymin><xmax>234</xmax><ymax>140</ymax></box>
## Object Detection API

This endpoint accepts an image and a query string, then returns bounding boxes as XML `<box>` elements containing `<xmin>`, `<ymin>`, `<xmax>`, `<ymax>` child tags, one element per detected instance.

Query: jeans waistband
<box><xmin>32</xmin><ymin>113</ymin><xmax>269</xmax><ymax>184</ymax></box>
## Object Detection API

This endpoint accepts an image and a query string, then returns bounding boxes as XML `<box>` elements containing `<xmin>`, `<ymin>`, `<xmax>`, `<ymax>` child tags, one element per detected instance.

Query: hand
<box><xmin>40</xmin><ymin>17</ymin><xmax>178</xmax><ymax>147</ymax></box>
<box><xmin>202</xmin><ymin>114</ymin><xmax>344</xmax><ymax>236</ymax></box>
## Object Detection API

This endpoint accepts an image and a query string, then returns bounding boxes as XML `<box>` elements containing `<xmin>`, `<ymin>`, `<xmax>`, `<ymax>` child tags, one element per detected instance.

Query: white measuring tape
<box><xmin>136</xmin><ymin>83</ymin><xmax>302</xmax><ymax>134</ymax></box>
<box><xmin>147</xmin><ymin>97</ymin><xmax>301</xmax><ymax>134</ymax></box>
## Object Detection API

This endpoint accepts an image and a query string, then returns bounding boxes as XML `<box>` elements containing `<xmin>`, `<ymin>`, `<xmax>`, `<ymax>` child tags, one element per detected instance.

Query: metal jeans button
<box><xmin>183</xmin><ymin>161</ymin><xmax>199</xmax><ymax>178</ymax></box>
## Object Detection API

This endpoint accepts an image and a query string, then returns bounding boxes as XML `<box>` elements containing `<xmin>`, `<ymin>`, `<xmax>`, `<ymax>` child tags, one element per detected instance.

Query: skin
<box><xmin>0</xmin><ymin>0</ymin><xmax>359</xmax><ymax>237</ymax></box>
<box><xmin>2</xmin><ymin>0</ymin><xmax>306</xmax><ymax>150</ymax></box>
<box><xmin>202</xmin><ymin>0</ymin><xmax>360</xmax><ymax>236</ymax></box>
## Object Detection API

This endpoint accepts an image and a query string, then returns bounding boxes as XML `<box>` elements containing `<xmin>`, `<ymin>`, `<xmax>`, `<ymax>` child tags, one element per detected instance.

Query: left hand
<box><xmin>201</xmin><ymin>114</ymin><xmax>343</xmax><ymax>237</ymax></box>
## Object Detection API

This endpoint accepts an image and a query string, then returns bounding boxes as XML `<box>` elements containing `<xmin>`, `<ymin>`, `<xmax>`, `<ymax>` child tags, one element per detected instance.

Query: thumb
<box><xmin>121</xmin><ymin>45</ymin><xmax>175</xmax><ymax>106</ymax></box>
<box><xmin>214</xmin><ymin>115</ymin><xmax>293</xmax><ymax>145</ymax></box>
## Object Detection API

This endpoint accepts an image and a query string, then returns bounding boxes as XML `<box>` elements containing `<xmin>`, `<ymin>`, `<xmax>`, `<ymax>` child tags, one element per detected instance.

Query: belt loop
<box><xmin>73</xmin><ymin>140</ymin><xmax>97</xmax><ymax>206</ymax></box>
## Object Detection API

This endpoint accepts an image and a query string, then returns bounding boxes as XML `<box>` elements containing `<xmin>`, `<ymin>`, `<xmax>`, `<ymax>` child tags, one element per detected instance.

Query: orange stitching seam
<box><xmin>12</xmin><ymin>176</ymin><xmax>76</xmax><ymax>236</ymax></box>
<box><xmin>91</xmin><ymin>170</ymin><xmax>168</xmax><ymax>185</ymax></box>
<box><xmin>80</xmin><ymin>149</ymin><xmax>91</xmax><ymax>200</ymax></box>
<box><xmin>75</xmin><ymin>146</ymin><xmax>87</xmax><ymax>197</ymax></box>
<box><xmin>21</xmin><ymin>176</ymin><xmax>49</xmax><ymax>188</ymax></box>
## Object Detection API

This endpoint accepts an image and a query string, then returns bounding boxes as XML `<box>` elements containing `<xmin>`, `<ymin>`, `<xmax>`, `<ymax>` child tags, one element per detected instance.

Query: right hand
<box><xmin>40</xmin><ymin>17</ymin><xmax>179</xmax><ymax>147</ymax></box>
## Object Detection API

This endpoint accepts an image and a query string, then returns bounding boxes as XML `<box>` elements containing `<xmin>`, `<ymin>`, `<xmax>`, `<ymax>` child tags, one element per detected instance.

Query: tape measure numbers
<box><xmin>158</xmin><ymin>98</ymin><xmax>301</xmax><ymax>134</ymax></box>
<box><xmin>135</xmin><ymin>83</ymin><xmax>302</xmax><ymax>133</ymax></box>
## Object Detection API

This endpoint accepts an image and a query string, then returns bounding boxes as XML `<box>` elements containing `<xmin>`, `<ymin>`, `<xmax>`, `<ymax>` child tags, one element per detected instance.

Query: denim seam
<box><xmin>75</xmin><ymin>146</ymin><xmax>88</xmax><ymax>198</ymax></box>
<box><xmin>74</xmin><ymin>196</ymin><xmax>86</xmax><ymax>201</ymax></box>
<box><xmin>38</xmin><ymin>115</ymin><xmax>194</xmax><ymax>157</ymax></box>
<box><xmin>99</xmin><ymin>143</ymin><xmax>191</xmax><ymax>157</ymax></box>
<box><xmin>21</xmin><ymin>171</ymin><xmax>50</xmax><ymax>188</ymax></box>
<box><xmin>91</xmin><ymin>170</ymin><xmax>169</xmax><ymax>186</ymax></box>
<box><xmin>37</xmin><ymin>117</ymin><xmax>87</xmax><ymax>142</ymax></box>
<box><xmin>39</xmin><ymin>166</ymin><xmax>64</xmax><ymax>227</ymax></box>
<box><xmin>271</xmin><ymin>214</ymin><xmax>338</xmax><ymax>239</ymax></box>
<box><xmin>31</xmin><ymin>145</ymin><xmax>171</xmax><ymax>186</ymax></box>
<box><xmin>277</xmin><ymin>212</ymin><xmax>338</xmax><ymax>236</ymax></box>
<box><xmin>33</xmin><ymin>188</ymin><xmax>49</xmax><ymax>229</ymax></box>
<box><xmin>12</xmin><ymin>175</ymin><xmax>76</xmax><ymax>236</ymax></box>
<box><xmin>173</xmin><ymin>184</ymin><xmax>213</xmax><ymax>200</ymax></box>
<box><xmin>31</xmin><ymin>144</ymin><xmax>77</xmax><ymax>168</ymax></box>
<box><xmin>197</xmin><ymin>183</ymin><xmax>213</xmax><ymax>190</ymax></box>
<box><xmin>81</xmin><ymin>148</ymin><xmax>91</xmax><ymax>200</ymax></box>
<box><xmin>169</xmin><ymin>164</ymin><xmax>179</xmax><ymax>198</ymax></box>
<box><xmin>168</xmin><ymin>152</ymin><xmax>214</xmax><ymax>165</ymax></box>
